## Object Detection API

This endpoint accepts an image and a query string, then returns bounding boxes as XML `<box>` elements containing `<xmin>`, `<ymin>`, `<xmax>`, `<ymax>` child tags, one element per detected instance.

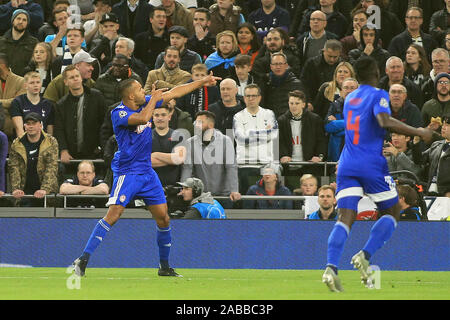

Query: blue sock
<box><xmin>157</xmin><ymin>225</ymin><xmax>171</xmax><ymax>269</ymax></box>
<box><xmin>326</xmin><ymin>221</ymin><xmax>350</xmax><ymax>273</ymax></box>
<box><xmin>362</xmin><ymin>215</ymin><xmax>397</xmax><ymax>258</ymax></box>
<box><xmin>82</xmin><ymin>219</ymin><xmax>111</xmax><ymax>258</ymax></box>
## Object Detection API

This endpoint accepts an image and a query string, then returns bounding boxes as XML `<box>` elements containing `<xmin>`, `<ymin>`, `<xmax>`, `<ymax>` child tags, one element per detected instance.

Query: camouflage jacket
<box><xmin>8</xmin><ymin>131</ymin><xmax>59</xmax><ymax>193</ymax></box>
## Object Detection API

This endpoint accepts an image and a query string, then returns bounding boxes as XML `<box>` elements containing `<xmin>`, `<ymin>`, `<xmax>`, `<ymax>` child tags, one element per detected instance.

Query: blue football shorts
<box><xmin>336</xmin><ymin>168</ymin><xmax>399</xmax><ymax>212</ymax></box>
<box><xmin>106</xmin><ymin>169</ymin><xmax>166</xmax><ymax>207</ymax></box>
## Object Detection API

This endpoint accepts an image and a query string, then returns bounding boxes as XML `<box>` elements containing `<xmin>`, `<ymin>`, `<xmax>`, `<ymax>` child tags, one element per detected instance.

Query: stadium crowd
<box><xmin>0</xmin><ymin>0</ymin><xmax>449</xmax><ymax>219</ymax></box>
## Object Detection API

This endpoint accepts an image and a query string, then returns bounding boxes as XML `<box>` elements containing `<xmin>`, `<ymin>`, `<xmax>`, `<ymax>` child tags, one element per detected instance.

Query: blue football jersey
<box><xmin>338</xmin><ymin>84</ymin><xmax>391</xmax><ymax>176</ymax></box>
<box><xmin>111</xmin><ymin>95</ymin><xmax>163</xmax><ymax>175</ymax></box>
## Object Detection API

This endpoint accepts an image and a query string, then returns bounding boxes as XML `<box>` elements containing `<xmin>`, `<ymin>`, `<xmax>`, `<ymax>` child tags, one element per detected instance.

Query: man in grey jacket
<box><xmin>180</xmin><ymin>110</ymin><xmax>241</xmax><ymax>208</ymax></box>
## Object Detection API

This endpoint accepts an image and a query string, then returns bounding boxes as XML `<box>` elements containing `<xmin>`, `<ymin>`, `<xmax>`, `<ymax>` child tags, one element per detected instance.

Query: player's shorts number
<box><xmin>346</xmin><ymin>110</ymin><xmax>360</xmax><ymax>145</ymax></box>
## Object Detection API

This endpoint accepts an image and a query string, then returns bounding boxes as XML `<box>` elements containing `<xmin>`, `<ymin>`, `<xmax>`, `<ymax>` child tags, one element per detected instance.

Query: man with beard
<box><xmin>181</xmin><ymin>110</ymin><xmax>240</xmax><ymax>209</ymax></box>
<box><xmin>0</xmin><ymin>9</ymin><xmax>38</xmax><ymax>76</ymax></box>
<box><xmin>0</xmin><ymin>0</ymin><xmax>44</xmax><ymax>37</ymax></box>
<box><xmin>94</xmin><ymin>54</ymin><xmax>143</xmax><ymax>107</ymax></box>
<box><xmin>422</xmin><ymin>72</ymin><xmax>450</xmax><ymax>127</ymax></box>
<box><xmin>307</xmin><ymin>185</ymin><xmax>337</xmax><ymax>220</ymax></box>
<box><xmin>144</xmin><ymin>46</ymin><xmax>191</xmax><ymax>94</ymax></box>
<box><xmin>252</xmin><ymin>27</ymin><xmax>301</xmax><ymax>82</ymax></box>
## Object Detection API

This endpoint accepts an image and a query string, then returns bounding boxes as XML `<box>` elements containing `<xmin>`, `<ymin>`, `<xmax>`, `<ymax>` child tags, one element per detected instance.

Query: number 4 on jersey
<box><xmin>346</xmin><ymin>110</ymin><xmax>360</xmax><ymax>145</ymax></box>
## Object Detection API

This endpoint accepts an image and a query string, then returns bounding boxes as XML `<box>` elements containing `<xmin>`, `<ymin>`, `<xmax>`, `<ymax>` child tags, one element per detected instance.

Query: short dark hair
<box><xmin>195</xmin><ymin>110</ymin><xmax>216</xmax><ymax>124</ymax></box>
<box><xmin>165</xmin><ymin>45</ymin><xmax>180</xmax><ymax>55</ymax></box>
<box><xmin>353</xmin><ymin>56</ymin><xmax>379</xmax><ymax>83</ymax></box>
<box><xmin>67</xmin><ymin>26</ymin><xmax>85</xmax><ymax>37</ymax></box>
<box><xmin>244</xmin><ymin>83</ymin><xmax>261</xmax><ymax>95</ymax></box>
<box><xmin>234</xmin><ymin>54</ymin><xmax>251</xmax><ymax>67</ymax></box>
<box><xmin>113</xmin><ymin>53</ymin><xmax>130</xmax><ymax>64</ymax></box>
<box><xmin>288</xmin><ymin>90</ymin><xmax>306</xmax><ymax>102</ymax></box>
<box><xmin>324</xmin><ymin>39</ymin><xmax>342</xmax><ymax>52</ymax></box>
<box><xmin>194</xmin><ymin>7</ymin><xmax>210</xmax><ymax>20</ymax></box>
<box><xmin>118</xmin><ymin>78</ymin><xmax>138</xmax><ymax>99</ymax></box>
<box><xmin>150</xmin><ymin>5</ymin><xmax>166</xmax><ymax>18</ymax></box>
<box><xmin>62</xmin><ymin>64</ymin><xmax>78</xmax><ymax>80</ymax></box>
<box><xmin>397</xmin><ymin>184</ymin><xmax>418</xmax><ymax>206</ymax></box>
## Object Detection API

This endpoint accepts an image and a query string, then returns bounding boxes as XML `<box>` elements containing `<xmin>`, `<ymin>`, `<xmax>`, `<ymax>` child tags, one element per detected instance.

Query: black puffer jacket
<box><xmin>94</xmin><ymin>69</ymin><xmax>143</xmax><ymax>107</ymax></box>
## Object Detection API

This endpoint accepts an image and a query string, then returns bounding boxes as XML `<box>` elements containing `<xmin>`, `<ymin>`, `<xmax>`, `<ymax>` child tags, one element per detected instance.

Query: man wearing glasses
<box><xmin>422</xmin><ymin>72</ymin><xmax>450</xmax><ymax>128</ymax></box>
<box><xmin>421</xmin><ymin>48</ymin><xmax>450</xmax><ymax>102</ymax></box>
<box><xmin>388</xmin><ymin>7</ymin><xmax>438</xmax><ymax>63</ymax></box>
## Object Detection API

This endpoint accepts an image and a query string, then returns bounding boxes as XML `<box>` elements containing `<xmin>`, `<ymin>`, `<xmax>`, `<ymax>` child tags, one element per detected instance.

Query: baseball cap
<box><xmin>72</xmin><ymin>50</ymin><xmax>96</xmax><ymax>64</ymax></box>
<box><xmin>100</xmin><ymin>12</ymin><xmax>119</xmax><ymax>24</ymax></box>
<box><xmin>168</xmin><ymin>26</ymin><xmax>189</xmax><ymax>38</ymax></box>
<box><xmin>177</xmin><ymin>177</ymin><xmax>204</xmax><ymax>193</ymax></box>
<box><xmin>24</xmin><ymin>112</ymin><xmax>43</xmax><ymax>123</ymax></box>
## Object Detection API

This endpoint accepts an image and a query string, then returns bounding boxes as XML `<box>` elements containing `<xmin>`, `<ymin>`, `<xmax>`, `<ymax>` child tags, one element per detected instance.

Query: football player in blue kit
<box><xmin>322</xmin><ymin>57</ymin><xmax>435</xmax><ymax>292</ymax></box>
<box><xmin>72</xmin><ymin>72</ymin><xmax>220</xmax><ymax>277</ymax></box>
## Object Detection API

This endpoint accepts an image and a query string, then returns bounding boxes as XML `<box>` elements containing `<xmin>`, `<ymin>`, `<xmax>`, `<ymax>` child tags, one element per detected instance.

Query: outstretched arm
<box><xmin>376</xmin><ymin>113</ymin><xmax>435</xmax><ymax>144</ymax></box>
<box><xmin>161</xmin><ymin>72</ymin><xmax>221</xmax><ymax>103</ymax></box>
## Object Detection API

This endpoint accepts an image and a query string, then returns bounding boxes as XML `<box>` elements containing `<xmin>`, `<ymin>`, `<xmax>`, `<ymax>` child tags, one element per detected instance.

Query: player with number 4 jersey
<box><xmin>322</xmin><ymin>57</ymin><xmax>435</xmax><ymax>293</ymax></box>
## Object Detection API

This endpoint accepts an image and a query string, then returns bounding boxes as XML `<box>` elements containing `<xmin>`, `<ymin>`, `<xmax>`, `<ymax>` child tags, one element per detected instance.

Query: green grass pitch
<box><xmin>0</xmin><ymin>268</ymin><xmax>449</xmax><ymax>300</ymax></box>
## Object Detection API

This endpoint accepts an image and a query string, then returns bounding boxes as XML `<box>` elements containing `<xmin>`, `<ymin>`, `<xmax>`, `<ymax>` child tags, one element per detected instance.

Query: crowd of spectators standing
<box><xmin>0</xmin><ymin>0</ymin><xmax>449</xmax><ymax>218</ymax></box>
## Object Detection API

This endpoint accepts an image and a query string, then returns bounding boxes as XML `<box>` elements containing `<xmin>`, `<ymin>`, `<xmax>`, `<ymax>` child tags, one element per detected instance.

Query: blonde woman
<box><xmin>312</xmin><ymin>61</ymin><xmax>355</xmax><ymax>119</ymax></box>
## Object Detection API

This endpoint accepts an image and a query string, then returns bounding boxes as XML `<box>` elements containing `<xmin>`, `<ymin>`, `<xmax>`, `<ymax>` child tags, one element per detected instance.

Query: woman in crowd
<box><xmin>404</xmin><ymin>43</ymin><xmax>432</xmax><ymax>89</ymax></box>
<box><xmin>236</xmin><ymin>22</ymin><xmax>260</xmax><ymax>67</ymax></box>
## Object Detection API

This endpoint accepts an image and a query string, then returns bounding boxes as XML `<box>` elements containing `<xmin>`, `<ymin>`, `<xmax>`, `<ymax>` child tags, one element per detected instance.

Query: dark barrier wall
<box><xmin>0</xmin><ymin>218</ymin><xmax>449</xmax><ymax>271</ymax></box>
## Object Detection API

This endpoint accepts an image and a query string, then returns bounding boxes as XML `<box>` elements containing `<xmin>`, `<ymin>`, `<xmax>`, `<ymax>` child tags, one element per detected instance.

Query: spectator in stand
<box><xmin>54</xmin><ymin>65</ymin><xmax>106</xmax><ymax>163</ymax></box>
<box><xmin>340</xmin><ymin>8</ymin><xmax>368</xmax><ymax>60</ymax></box>
<box><xmin>404</xmin><ymin>43</ymin><xmax>432</xmax><ymax>89</ymax></box>
<box><xmin>293</xmin><ymin>173</ymin><xmax>318</xmax><ymax>197</ymax></box>
<box><xmin>83</xmin><ymin>0</ymin><xmax>113</xmax><ymax>45</ymax></box>
<box><xmin>151</xmin><ymin>104</ymin><xmax>186</xmax><ymax>187</ymax></box>
<box><xmin>88</xmin><ymin>12</ymin><xmax>122</xmax><ymax>70</ymax></box>
<box><xmin>0</xmin><ymin>130</ymin><xmax>7</xmax><ymax>197</ymax></box>
<box><xmin>422</xmin><ymin>72</ymin><xmax>450</xmax><ymax>127</ymax></box>
<box><xmin>208</xmin><ymin>0</ymin><xmax>244</xmax><ymax>37</ymax></box>
<box><xmin>111</xmin><ymin>0</ymin><xmax>152</xmax><ymax>40</ymax></box>
<box><xmin>307</xmin><ymin>185</ymin><xmax>337</xmax><ymax>220</ymax></box>
<box><xmin>348</xmin><ymin>24</ymin><xmax>390</xmax><ymax>78</ymax></box>
<box><xmin>396</xmin><ymin>184</ymin><xmax>421</xmax><ymax>220</ymax></box>
<box><xmin>325</xmin><ymin>77</ymin><xmax>359</xmax><ymax>162</ymax></box>
<box><xmin>378</xmin><ymin>56</ymin><xmax>423</xmax><ymax>109</ymax></box>
<box><xmin>8</xmin><ymin>112</ymin><xmax>58</xmax><ymax>207</ymax></box>
<box><xmin>243</xmin><ymin>163</ymin><xmax>293</xmax><ymax>210</ymax></box>
<box><xmin>187</xmin><ymin>7</ymin><xmax>216</xmax><ymax>62</ymax></box>
<box><xmin>205</xmin><ymin>30</ymin><xmax>240</xmax><ymax>83</ymax></box>
<box><xmin>166</xmin><ymin>98</ymin><xmax>194</xmax><ymax>136</ymax></box>
<box><xmin>297</xmin><ymin>0</ymin><xmax>347</xmax><ymax>40</ymax></box>
<box><xmin>0</xmin><ymin>0</ymin><xmax>44</xmax><ymax>37</ymax></box>
<box><xmin>248</xmin><ymin>0</ymin><xmax>290</xmax><ymax>41</ymax></box>
<box><xmin>37</xmin><ymin>0</ymin><xmax>70</xmax><ymax>42</ymax></box>
<box><xmin>383</xmin><ymin>132</ymin><xmax>423</xmax><ymax>180</ymax></box>
<box><xmin>278</xmin><ymin>89</ymin><xmax>327</xmax><ymax>182</ymax></box>
<box><xmin>10</xmin><ymin>71</ymin><xmax>54</xmax><ymax>138</ymax></box>
<box><xmin>429</xmin><ymin>0</ymin><xmax>450</xmax><ymax>46</ymax></box>
<box><xmin>154</xmin><ymin>25</ymin><xmax>202</xmax><ymax>72</ymax></box>
<box><xmin>387</xmin><ymin>7</ymin><xmax>438</xmax><ymax>64</ymax></box>
<box><xmin>150</xmin><ymin>0</ymin><xmax>198</xmax><ymax>13</ymax></box>
<box><xmin>412</xmin><ymin>113</ymin><xmax>450</xmax><ymax>197</ymax></box>
<box><xmin>181</xmin><ymin>110</ymin><xmax>240</xmax><ymax>208</ymax></box>
<box><xmin>207</xmin><ymin>78</ymin><xmax>244</xmax><ymax>134</ymax></box>
<box><xmin>258</xmin><ymin>51</ymin><xmax>305</xmax><ymax>118</ymax></box>
<box><xmin>389</xmin><ymin>0</ymin><xmax>444</xmax><ymax>37</ymax></box>
<box><xmin>43</xmin><ymin>50</ymin><xmax>97</xmax><ymax>103</ymax></box>
<box><xmin>234</xmin><ymin>54</ymin><xmax>255</xmax><ymax>96</ymax></box>
<box><xmin>296</xmin><ymin>10</ymin><xmax>339</xmax><ymax>69</ymax></box>
<box><xmin>23</xmin><ymin>42</ymin><xmax>59</xmax><ymax>94</ymax></box>
<box><xmin>59</xmin><ymin>160</ymin><xmax>110</xmax><ymax>208</ymax></box>
<box><xmin>94</xmin><ymin>54</ymin><xmax>143</xmax><ymax>107</ymax></box>
<box><xmin>176</xmin><ymin>63</ymin><xmax>220</xmax><ymax>120</ymax></box>
<box><xmin>233</xmin><ymin>83</ymin><xmax>278</xmax><ymax>193</ymax></box>
<box><xmin>236</xmin><ymin>22</ymin><xmax>261</xmax><ymax>67</ymax></box>
<box><xmin>161</xmin><ymin>0</ymin><xmax>194</xmax><ymax>36</ymax></box>
<box><xmin>300</xmin><ymin>39</ymin><xmax>342</xmax><ymax>103</ymax></box>
<box><xmin>134</xmin><ymin>6</ymin><xmax>169</xmax><ymax>70</ymax></box>
<box><xmin>313</xmin><ymin>61</ymin><xmax>355</xmax><ymax>120</ymax></box>
<box><xmin>351</xmin><ymin>0</ymin><xmax>403</xmax><ymax>50</ymax></box>
<box><xmin>103</xmin><ymin>37</ymin><xmax>149</xmax><ymax>83</ymax></box>
<box><xmin>388</xmin><ymin>83</ymin><xmax>423</xmax><ymax>130</ymax></box>
<box><xmin>144</xmin><ymin>46</ymin><xmax>191</xmax><ymax>93</ymax></box>
<box><xmin>421</xmin><ymin>48</ymin><xmax>450</xmax><ymax>103</ymax></box>
<box><xmin>46</xmin><ymin>27</ymin><xmax>87</xmax><ymax>73</ymax></box>
<box><xmin>0</xmin><ymin>8</ymin><xmax>38</xmax><ymax>77</ymax></box>
<box><xmin>0</xmin><ymin>53</ymin><xmax>26</xmax><ymax>141</ymax></box>
<box><xmin>177</xmin><ymin>177</ymin><xmax>227</xmax><ymax>219</ymax></box>
<box><xmin>252</xmin><ymin>27</ymin><xmax>301</xmax><ymax>81</ymax></box>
